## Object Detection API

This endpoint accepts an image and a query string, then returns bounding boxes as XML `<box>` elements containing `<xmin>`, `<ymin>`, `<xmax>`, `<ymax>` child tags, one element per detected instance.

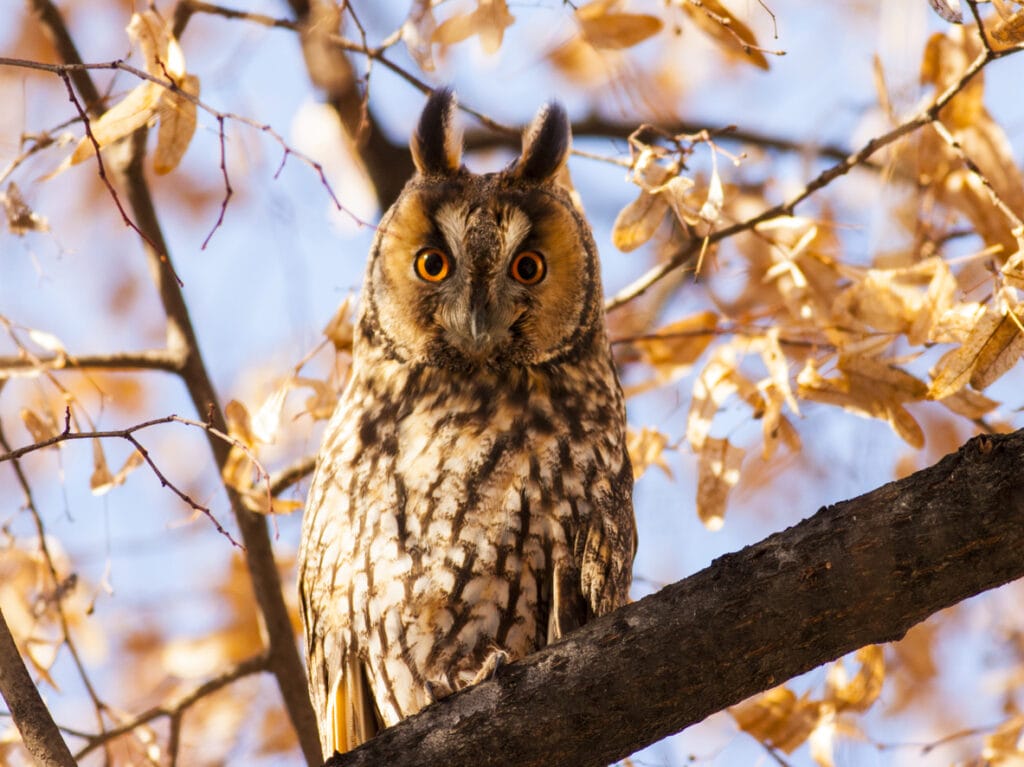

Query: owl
<box><xmin>298</xmin><ymin>89</ymin><xmax>636</xmax><ymax>758</ymax></box>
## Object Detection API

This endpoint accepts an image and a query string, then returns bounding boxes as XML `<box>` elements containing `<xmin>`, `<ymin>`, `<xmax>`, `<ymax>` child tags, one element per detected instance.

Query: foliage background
<box><xmin>2</xmin><ymin>0</ymin><xmax>1024</xmax><ymax>765</ymax></box>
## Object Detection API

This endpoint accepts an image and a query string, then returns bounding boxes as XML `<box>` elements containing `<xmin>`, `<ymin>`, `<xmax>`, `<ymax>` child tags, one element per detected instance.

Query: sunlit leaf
<box><xmin>2</xmin><ymin>182</ymin><xmax>49</xmax><ymax>235</ymax></box>
<box><xmin>577</xmin><ymin>1</ymin><xmax>662</xmax><ymax>50</ymax></box>
<box><xmin>928</xmin><ymin>302</ymin><xmax>1024</xmax><ymax>398</ymax></box>
<box><xmin>826</xmin><ymin>645</ymin><xmax>885</xmax><ymax>713</ymax></box>
<box><xmin>432</xmin><ymin>0</ymin><xmax>515</xmax><ymax>54</ymax></box>
<box><xmin>696</xmin><ymin>436</ymin><xmax>743</xmax><ymax>530</ymax></box>
<box><xmin>154</xmin><ymin>73</ymin><xmax>200</xmax><ymax>175</ymax></box>
<box><xmin>634</xmin><ymin>311</ymin><xmax>718</xmax><ymax>383</ymax></box>
<box><xmin>403</xmin><ymin>0</ymin><xmax>438</xmax><ymax>72</ymax></box>
<box><xmin>89</xmin><ymin>438</ymin><xmax>116</xmax><ymax>495</ymax></box>
<box><xmin>680</xmin><ymin>0</ymin><xmax>769</xmax><ymax>69</ymax></box>
<box><xmin>611</xmin><ymin>189</ymin><xmax>669</xmax><ymax>252</ymax></box>
<box><xmin>928</xmin><ymin>0</ymin><xmax>963</xmax><ymax>24</ymax></box>
<box><xmin>627</xmin><ymin>426</ymin><xmax>673</xmax><ymax>480</ymax></box>
<box><xmin>323</xmin><ymin>296</ymin><xmax>355</xmax><ymax>353</ymax></box>
<box><xmin>730</xmin><ymin>686</ymin><xmax>822</xmax><ymax>753</ymax></box>
<box><xmin>19</xmin><ymin>407</ymin><xmax>59</xmax><ymax>444</ymax></box>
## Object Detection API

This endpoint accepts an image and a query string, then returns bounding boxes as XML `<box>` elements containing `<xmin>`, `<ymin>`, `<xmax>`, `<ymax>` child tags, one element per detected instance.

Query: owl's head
<box><xmin>361</xmin><ymin>90</ymin><xmax>606</xmax><ymax>373</ymax></box>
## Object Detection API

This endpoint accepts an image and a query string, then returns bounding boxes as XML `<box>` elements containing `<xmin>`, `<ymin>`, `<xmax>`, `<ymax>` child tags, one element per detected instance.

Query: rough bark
<box><xmin>0</xmin><ymin>608</ymin><xmax>76</xmax><ymax>767</ymax></box>
<box><xmin>326</xmin><ymin>429</ymin><xmax>1024</xmax><ymax>767</ymax></box>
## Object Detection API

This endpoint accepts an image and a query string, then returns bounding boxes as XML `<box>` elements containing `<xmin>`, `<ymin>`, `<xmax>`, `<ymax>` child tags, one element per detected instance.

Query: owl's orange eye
<box><xmin>510</xmin><ymin>251</ymin><xmax>546</xmax><ymax>285</ymax></box>
<box><xmin>415</xmin><ymin>248</ymin><xmax>451</xmax><ymax>282</ymax></box>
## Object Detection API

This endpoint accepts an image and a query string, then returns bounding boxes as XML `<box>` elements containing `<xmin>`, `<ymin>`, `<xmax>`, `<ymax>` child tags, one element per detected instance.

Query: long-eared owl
<box><xmin>298</xmin><ymin>89</ymin><xmax>636</xmax><ymax>758</ymax></box>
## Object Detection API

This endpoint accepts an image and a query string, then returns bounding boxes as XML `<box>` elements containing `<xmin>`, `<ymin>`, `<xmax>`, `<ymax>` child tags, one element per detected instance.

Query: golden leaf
<box><xmin>252</xmin><ymin>384</ymin><xmax>290</xmax><ymax>445</ymax></box>
<box><xmin>19</xmin><ymin>407</ymin><xmax>59</xmax><ymax>443</ymax></box>
<box><xmin>981</xmin><ymin>713</ymin><xmax>1024</xmax><ymax>763</ymax></box>
<box><xmin>323</xmin><ymin>296</ymin><xmax>355</xmax><ymax>353</ymax></box>
<box><xmin>432</xmin><ymin>0</ymin><xmax>515</xmax><ymax>54</ymax></box>
<box><xmin>611</xmin><ymin>189</ymin><xmax>669</xmax><ymax>252</ymax></box>
<box><xmin>687</xmin><ymin>354</ymin><xmax>737</xmax><ymax>451</ymax></box>
<box><xmin>990</xmin><ymin>6</ymin><xmax>1024</xmax><ymax>47</ymax></box>
<box><xmin>680</xmin><ymin>0</ymin><xmax>769</xmax><ymax>69</ymax></box>
<box><xmin>402</xmin><ymin>0</ymin><xmax>438</xmax><ymax>72</ymax></box>
<box><xmin>225</xmin><ymin>399</ymin><xmax>255</xmax><ymax>446</ymax></box>
<box><xmin>928</xmin><ymin>302</ymin><xmax>1024</xmax><ymax>398</ymax></box>
<box><xmin>153</xmin><ymin>74</ymin><xmax>200</xmax><ymax>175</ymax></box>
<box><xmin>730</xmin><ymin>686</ymin><xmax>822</xmax><ymax>754</ymax></box>
<box><xmin>2</xmin><ymin>182</ymin><xmax>49</xmax><ymax>235</ymax></box>
<box><xmin>627</xmin><ymin>426</ymin><xmax>673</xmax><ymax>480</ymax></box>
<box><xmin>797</xmin><ymin>357</ymin><xmax>926</xmax><ymax>448</ymax></box>
<box><xmin>577</xmin><ymin>1</ymin><xmax>662</xmax><ymax>50</ymax></box>
<box><xmin>825</xmin><ymin>645</ymin><xmax>884</xmax><ymax>713</ymax></box>
<box><xmin>634</xmin><ymin>311</ymin><xmax>718</xmax><ymax>383</ymax></box>
<box><xmin>114</xmin><ymin>449</ymin><xmax>145</xmax><ymax>486</ymax></box>
<box><xmin>63</xmin><ymin>83</ymin><xmax>161</xmax><ymax>169</ymax></box>
<box><xmin>695</xmin><ymin>436</ymin><xmax>743</xmax><ymax>530</ymax></box>
<box><xmin>89</xmin><ymin>438</ymin><xmax>116</xmax><ymax>496</ymax></box>
<box><xmin>937</xmin><ymin>386</ymin><xmax>999</xmax><ymax>419</ymax></box>
<box><xmin>760</xmin><ymin>383</ymin><xmax>801</xmax><ymax>460</ymax></box>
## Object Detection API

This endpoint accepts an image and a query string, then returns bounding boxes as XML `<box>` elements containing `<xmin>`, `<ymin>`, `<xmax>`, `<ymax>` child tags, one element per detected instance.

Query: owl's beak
<box><xmin>446</xmin><ymin>304</ymin><xmax>515</xmax><ymax>360</ymax></box>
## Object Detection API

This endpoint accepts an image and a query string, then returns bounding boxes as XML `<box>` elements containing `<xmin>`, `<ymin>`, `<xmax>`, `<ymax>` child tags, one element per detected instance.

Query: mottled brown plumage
<box><xmin>298</xmin><ymin>90</ymin><xmax>636</xmax><ymax>758</ymax></box>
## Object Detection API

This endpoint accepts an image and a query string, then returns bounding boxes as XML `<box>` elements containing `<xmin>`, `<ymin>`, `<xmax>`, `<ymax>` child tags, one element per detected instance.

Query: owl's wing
<box><xmin>327</xmin><ymin>655</ymin><xmax>380</xmax><ymax>754</ymax></box>
<box><xmin>578</xmin><ymin>485</ymin><xmax>637</xmax><ymax>620</ymax></box>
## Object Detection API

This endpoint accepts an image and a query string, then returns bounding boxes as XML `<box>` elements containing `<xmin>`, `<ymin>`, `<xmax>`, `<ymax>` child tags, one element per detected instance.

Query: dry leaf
<box><xmin>403</xmin><ymin>0</ymin><xmax>438</xmax><ymax>72</ymax></box>
<box><xmin>577</xmin><ymin>1</ymin><xmax>663</xmax><ymax>50</ymax></box>
<box><xmin>759</xmin><ymin>383</ymin><xmax>801</xmax><ymax>460</ymax></box>
<box><xmin>982</xmin><ymin>713</ymin><xmax>1024</xmax><ymax>764</ymax></box>
<box><xmin>323</xmin><ymin>296</ymin><xmax>355</xmax><ymax>353</ymax></box>
<box><xmin>730</xmin><ymin>686</ymin><xmax>822</xmax><ymax>754</ymax></box>
<box><xmin>627</xmin><ymin>426</ymin><xmax>673</xmax><ymax>480</ymax></box>
<box><xmin>687</xmin><ymin>353</ymin><xmax>738</xmax><ymax>451</ymax></box>
<box><xmin>432</xmin><ymin>0</ymin><xmax>515</xmax><ymax>54</ymax></box>
<box><xmin>612</xmin><ymin>188</ymin><xmax>670</xmax><ymax>252</ymax></box>
<box><xmin>928</xmin><ymin>302</ymin><xmax>1024</xmax><ymax>399</ymax></box>
<box><xmin>797</xmin><ymin>357</ymin><xmax>927</xmax><ymax>448</ymax></box>
<box><xmin>154</xmin><ymin>74</ymin><xmax>200</xmax><ymax>175</ymax></box>
<box><xmin>634</xmin><ymin>311</ymin><xmax>717</xmax><ymax>383</ymax></box>
<box><xmin>54</xmin><ymin>12</ymin><xmax>198</xmax><ymax>177</ymax></box>
<box><xmin>20</xmin><ymin>407</ymin><xmax>59</xmax><ymax>443</ymax></box>
<box><xmin>696</xmin><ymin>436</ymin><xmax>743</xmax><ymax>530</ymax></box>
<box><xmin>89</xmin><ymin>438</ymin><xmax>116</xmax><ymax>495</ymax></box>
<box><xmin>825</xmin><ymin>645</ymin><xmax>884</xmax><ymax>713</ymax></box>
<box><xmin>990</xmin><ymin>5</ymin><xmax>1024</xmax><ymax>46</ymax></box>
<box><xmin>2</xmin><ymin>182</ymin><xmax>49</xmax><ymax>235</ymax></box>
<box><xmin>252</xmin><ymin>384</ymin><xmax>290</xmax><ymax>445</ymax></box>
<box><xmin>679</xmin><ymin>0</ymin><xmax>769</xmax><ymax>69</ymax></box>
<box><xmin>928</xmin><ymin>0</ymin><xmax>963</xmax><ymax>23</ymax></box>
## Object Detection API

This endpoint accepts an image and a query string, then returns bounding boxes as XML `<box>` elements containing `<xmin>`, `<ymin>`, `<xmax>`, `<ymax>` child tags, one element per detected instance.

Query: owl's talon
<box><xmin>472</xmin><ymin>649</ymin><xmax>511</xmax><ymax>685</ymax></box>
<box><xmin>424</xmin><ymin>679</ymin><xmax>453</xmax><ymax>704</ymax></box>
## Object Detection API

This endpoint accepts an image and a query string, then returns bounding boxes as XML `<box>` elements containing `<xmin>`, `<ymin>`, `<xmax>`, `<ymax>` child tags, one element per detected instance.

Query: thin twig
<box><xmin>72</xmin><ymin>651</ymin><xmax>270</xmax><ymax>761</ymax></box>
<box><xmin>604</xmin><ymin>39</ymin><xmax>1024</xmax><ymax>312</ymax></box>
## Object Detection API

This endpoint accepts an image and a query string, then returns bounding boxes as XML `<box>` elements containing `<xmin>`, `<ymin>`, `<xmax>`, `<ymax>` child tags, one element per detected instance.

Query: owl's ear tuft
<box><xmin>512</xmin><ymin>102</ymin><xmax>570</xmax><ymax>183</ymax></box>
<box><xmin>411</xmin><ymin>88</ymin><xmax>464</xmax><ymax>176</ymax></box>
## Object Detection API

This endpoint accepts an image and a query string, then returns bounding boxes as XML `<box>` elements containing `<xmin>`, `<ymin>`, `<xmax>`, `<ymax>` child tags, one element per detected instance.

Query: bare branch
<box><xmin>26</xmin><ymin>5</ymin><xmax>322</xmax><ymax>762</ymax></box>
<box><xmin>0</xmin><ymin>349</ymin><xmax>185</xmax><ymax>377</ymax></box>
<box><xmin>72</xmin><ymin>651</ymin><xmax>270</xmax><ymax>761</ymax></box>
<box><xmin>605</xmin><ymin>39</ymin><xmax>1024</xmax><ymax>312</ymax></box>
<box><xmin>0</xmin><ymin>607</ymin><xmax>76</xmax><ymax>767</ymax></box>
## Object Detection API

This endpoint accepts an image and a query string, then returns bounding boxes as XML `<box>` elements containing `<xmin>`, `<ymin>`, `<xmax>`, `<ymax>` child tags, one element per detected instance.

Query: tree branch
<box><xmin>326</xmin><ymin>428</ymin><xmax>1024</xmax><ymax>767</ymax></box>
<box><xmin>0</xmin><ymin>608</ymin><xmax>76</xmax><ymax>767</ymax></box>
<box><xmin>27</xmin><ymin>3</ymin><xmax>321</xmax><ymax>762</ymax></box>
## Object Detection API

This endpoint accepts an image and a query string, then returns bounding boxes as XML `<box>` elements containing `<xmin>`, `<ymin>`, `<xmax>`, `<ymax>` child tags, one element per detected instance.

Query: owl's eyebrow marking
<box><xmin>433</xmin><ymin>202</ymin><xmax>472</xmax><ymax>257</ymax></box>
<box><xmin>499</xmin><ymin>207</ymin><xmax>532</xmax><ymax>258</ymax></box>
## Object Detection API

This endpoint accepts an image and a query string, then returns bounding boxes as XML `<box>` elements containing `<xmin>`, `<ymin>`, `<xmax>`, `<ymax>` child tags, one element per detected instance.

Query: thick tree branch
<box><xmin>327</xmin><ymin>428</ymin><xmax>1024</xmax><ymax>767</ymax></box>
<box><xmin>0</xmin><ymin>608</ymin><xmax>76</xmax><ymax>767</ymax></box>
